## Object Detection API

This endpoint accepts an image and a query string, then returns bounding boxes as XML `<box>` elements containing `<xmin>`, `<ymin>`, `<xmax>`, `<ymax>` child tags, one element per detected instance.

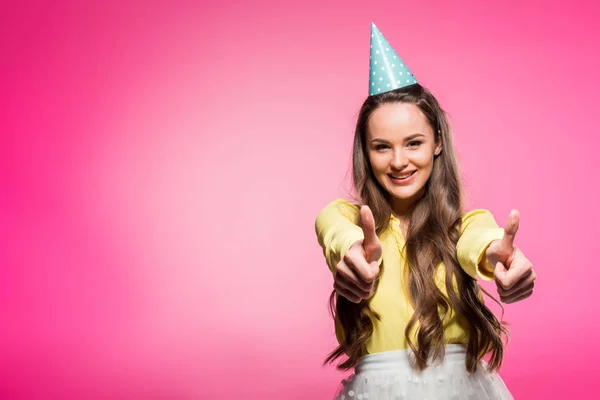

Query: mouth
<box><xmin>388</xmin><ymin>171</ymin><xmax>416</xmax><ymax>184</ymax></box>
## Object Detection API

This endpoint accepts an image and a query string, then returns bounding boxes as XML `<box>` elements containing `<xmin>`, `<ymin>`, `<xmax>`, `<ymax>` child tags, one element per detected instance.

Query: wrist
<box><xmin>482</xmin><ymin>240</ymin><xmax>501</xmax><ymax>273</ymax></box>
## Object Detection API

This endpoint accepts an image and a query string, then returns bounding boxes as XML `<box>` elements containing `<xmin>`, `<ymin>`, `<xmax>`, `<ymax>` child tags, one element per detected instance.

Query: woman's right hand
<box><xmin>334</xmin><ymin>205</ymin><xmax>383</xmax><ymax>303</ymax></box>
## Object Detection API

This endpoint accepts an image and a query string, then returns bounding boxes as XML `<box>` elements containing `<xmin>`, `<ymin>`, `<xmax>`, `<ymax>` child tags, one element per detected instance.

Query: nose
<box><xmin>391</xmin><ymin>148</ymin><xmax>408</xmax><ymax>170</ymax></box>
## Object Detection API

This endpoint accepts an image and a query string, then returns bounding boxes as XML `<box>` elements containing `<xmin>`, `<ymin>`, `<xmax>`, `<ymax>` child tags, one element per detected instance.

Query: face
<box><xmin>366</xmin><ymin>102</ymin><xmax>442</xmax><ymax>215</ymax></box>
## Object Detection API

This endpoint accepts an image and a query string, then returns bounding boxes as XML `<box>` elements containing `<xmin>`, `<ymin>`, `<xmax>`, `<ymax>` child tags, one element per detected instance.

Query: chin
<box><xmin>390</xmin><ymin>191</ymin><xmax>418</xmax><ymax>201</ymax></box>
<box><xmin>386</xmin><ymin>183</ymin><xmax>425</xmax><ymax>202</ymax></box>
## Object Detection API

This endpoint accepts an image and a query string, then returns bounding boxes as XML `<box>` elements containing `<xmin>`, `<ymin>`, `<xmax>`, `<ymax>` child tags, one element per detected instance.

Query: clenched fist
<box><xmin>334</xmin><ymin>205</ymin><xmax>382</xmax><ymax>303</ymax></box>
<box><xmin>486</xmin><ymin>209</ymin><xmax>537</xmax><ymax>304</ymax></box>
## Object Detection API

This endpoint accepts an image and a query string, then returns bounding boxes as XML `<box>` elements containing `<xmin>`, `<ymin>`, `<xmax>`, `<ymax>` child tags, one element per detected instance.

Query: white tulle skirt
<box><xmin>334</xmin><ymin>345</ymin><xmax>513</xmax><ymax>400</ymax></box>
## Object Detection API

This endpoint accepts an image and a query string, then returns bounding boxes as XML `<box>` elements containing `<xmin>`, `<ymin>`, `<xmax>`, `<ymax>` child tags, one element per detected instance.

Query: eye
<box><xmin>374</xmin><ymin>144</ymin><xmax>389</xmax><ymax>151</ymax></box>
<box><xmin>407</xmin><ymin>141</ymin><xmax>422</xmax><ymax>148</ymax></box>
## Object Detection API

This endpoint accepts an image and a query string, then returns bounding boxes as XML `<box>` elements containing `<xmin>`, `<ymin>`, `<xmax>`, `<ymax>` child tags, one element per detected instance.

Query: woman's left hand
<box><xmin>485</xmin><ymin>210</ymin><xmax>536</xmax><ymax>304</ymax></box>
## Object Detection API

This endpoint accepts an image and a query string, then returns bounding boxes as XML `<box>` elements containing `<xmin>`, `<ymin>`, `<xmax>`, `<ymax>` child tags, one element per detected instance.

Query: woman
<box><xmin>315</xmin><ymin>23</ymin><xmax>536</xmax><ymax>399</ymax></box>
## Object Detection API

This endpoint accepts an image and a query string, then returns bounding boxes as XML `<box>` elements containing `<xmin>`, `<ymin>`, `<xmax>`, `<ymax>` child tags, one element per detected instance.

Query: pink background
<box><xmin>2</xmin><ymin>0</ymin><xmax>599</xmax><ymax>398</ymax></box>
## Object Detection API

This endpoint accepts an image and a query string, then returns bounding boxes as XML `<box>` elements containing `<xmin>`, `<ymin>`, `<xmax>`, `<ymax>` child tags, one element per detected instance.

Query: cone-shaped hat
<box><xmin>369</xmin><ymin>22</ymin><xmax>418</xmax><ymax>96</ymax></box>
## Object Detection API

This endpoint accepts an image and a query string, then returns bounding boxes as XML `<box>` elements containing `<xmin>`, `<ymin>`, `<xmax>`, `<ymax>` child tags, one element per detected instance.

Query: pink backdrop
<box><xmin>2</xmin><ymin>0</ymin><xmax>599</xmax><ymax>398</ymax></box>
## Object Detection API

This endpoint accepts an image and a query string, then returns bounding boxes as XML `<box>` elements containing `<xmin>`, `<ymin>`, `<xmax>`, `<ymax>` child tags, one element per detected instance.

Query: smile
<box><xmin>388</xmin><ymin>171</ymin><xmax>416</xmax><ymax>184</ymax></box>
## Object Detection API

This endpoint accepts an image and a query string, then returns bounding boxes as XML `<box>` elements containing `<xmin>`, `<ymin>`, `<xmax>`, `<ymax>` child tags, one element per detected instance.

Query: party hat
<box><xmin>369</xmin><ymin>22</ymin><xmax>417</xmax><ymax>96</ymax></box>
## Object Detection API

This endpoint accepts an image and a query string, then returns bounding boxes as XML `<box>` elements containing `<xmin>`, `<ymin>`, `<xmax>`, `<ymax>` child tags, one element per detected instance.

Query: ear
<box><xmin>434</xmin><ymin>143</ymin><xmax>442</xmax><ymax>156</ymax></box>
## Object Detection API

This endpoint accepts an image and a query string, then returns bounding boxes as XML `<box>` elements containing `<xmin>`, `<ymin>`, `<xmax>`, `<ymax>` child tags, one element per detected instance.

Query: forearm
<box><xmin>315</xmin><ymin>200</ymin><xmax>364</xmax><ymax>274</ymax></box>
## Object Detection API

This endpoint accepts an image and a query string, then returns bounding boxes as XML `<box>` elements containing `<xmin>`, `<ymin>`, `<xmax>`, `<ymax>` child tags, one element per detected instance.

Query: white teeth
<box><xmin>391</xmin><ymin>172</ymin><xmax>414</xmax><ymax>179</ymax></box>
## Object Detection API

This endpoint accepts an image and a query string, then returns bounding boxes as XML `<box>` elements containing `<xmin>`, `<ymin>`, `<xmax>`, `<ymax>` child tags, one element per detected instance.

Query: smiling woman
<box><xmin>314</xmin><ymin>23</ymin><xmax>536</xmax><ymax>400</ymax></box>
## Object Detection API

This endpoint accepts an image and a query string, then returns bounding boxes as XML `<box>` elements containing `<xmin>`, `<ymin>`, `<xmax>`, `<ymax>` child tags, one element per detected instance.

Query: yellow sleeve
<box><xmin>315</xmin><ymin>199</ymin><xmax>365</xmax><ymax>274</ymax></box>
<box><xmin>457</xmin><ymin>209</ymin><xmax>505</xmax><ymax>281</ymax></box>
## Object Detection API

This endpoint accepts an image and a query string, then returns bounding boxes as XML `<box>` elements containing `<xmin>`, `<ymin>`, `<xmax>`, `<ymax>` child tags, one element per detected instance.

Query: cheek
<box><xmin>412</xmin><ymin>151</ymin><xmax>434</xmax><ymax>168</ymax></box>
<box><xmin>369</xmin><ymin>154</ymin><xmax>388</xmax><ymax>174</ymax></box>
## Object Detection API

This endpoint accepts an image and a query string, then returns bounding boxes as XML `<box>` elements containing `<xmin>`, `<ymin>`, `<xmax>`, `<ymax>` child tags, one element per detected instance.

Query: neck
<box><xmin>391</xmin><ymin>198</ymin><xmax>417</xmax><ymax>220</ymax></box>
<box><xmin>391</xmin><ymin>208</ymin><xmax>411</xmax><ymax>237</ymax></box>
<box><xmin>391</xmin><ymin>202</ymin><xmax>413</xmax><ymax>234</ymax></box>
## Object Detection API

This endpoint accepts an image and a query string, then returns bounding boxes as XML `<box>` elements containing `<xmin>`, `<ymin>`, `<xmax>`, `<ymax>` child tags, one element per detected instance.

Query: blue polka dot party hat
<box><xmin>369</xmin><ymin>22</ymin><xmax>418</xmax><ymax>96</ymax></box>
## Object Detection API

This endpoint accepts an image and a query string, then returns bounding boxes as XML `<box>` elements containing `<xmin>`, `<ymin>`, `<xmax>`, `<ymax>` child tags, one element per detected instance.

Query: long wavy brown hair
<box><xmin>324</xmin><ymin>84</ymin><xmax>508</xmax><ymax>373</ymax></box>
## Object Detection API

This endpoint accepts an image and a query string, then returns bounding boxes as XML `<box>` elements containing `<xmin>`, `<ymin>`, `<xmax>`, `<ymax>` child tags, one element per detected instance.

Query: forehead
<box><xmin>367</xmin><ymin>102</ymin><xmax>433</xmax><ymax>140</ymax></box>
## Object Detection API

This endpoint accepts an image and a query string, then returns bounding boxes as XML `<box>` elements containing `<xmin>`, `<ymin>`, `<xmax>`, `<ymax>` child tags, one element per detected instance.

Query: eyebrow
<box><xmin>371</xmin><ymin>133</ymin><xmax>425</xmax><ymax>144</ymax></box>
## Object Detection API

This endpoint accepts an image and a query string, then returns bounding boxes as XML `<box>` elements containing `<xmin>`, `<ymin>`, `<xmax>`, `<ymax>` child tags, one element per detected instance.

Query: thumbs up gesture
<box><xmin>334</xmin><ymin>205</ymin><xmax>383</xmax><ymax>303</ymax></box>
<box><xmin>485</xmin><ymin>210</ymin><xmax>537</xmax><ymax>304</ymax></box>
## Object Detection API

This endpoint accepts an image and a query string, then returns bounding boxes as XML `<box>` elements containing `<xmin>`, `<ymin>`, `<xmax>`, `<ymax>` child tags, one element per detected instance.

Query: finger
<box><xmin>359</xmin><ymin>205</ymin><xmax>381</xmax><ymax>264</ymax></box>
<box><xmin>495</xmin><ymin>251</ymin><xmax>534</xmax><ymax>291</ymax></box>
<box><xmin>494</xmin><ymin>260</ymin><xmax>525</xmax><ymax>291</ymax></box>
<box><xmin>336</xmin><ymin>259</ymin><xmax>373</xmax><ymax>292</ymax></box>
<box><xmin>501</xmin><ymin>288</ymin><xmax>534</xmax><ymax>304</ymax></box>
<box><xmin>334</xmin><ymin>281</ymin><xmax>362</xmax><ymax>303</ymax></box>
<box><xmin>336</xmin><ymin>273</ymin><xmax>371</xmax><ymax>299</ymax></box>
<box><xmin>344</xmin><ymin>250</ymin><xmax>377</xmax><ymax>283</ymax></box>
<box><xmin>493</xmin><ymin>262</ymin><xmax>512</xmax><ymax>290</ymax></box>
<box><xmin>359</xmin><ymin>205</ymin><xmax>377</xmax><ymax>246</ymax></box>
<box><xmin>499</xmin><ymin>209</ymin><xmax>520</xmax><ymax>253</ymax></box>
<box><xmin>498</xmin><ymin>280</ymin><xmax>534</xmax><ymax>298</ymax></box>
<box><xmin>497</xmin><ymin>269</ymin><xmax>536</xmax><ymax>297</ymax></box>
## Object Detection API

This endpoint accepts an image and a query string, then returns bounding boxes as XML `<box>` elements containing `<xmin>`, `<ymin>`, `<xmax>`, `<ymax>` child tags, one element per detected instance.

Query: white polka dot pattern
<box><xmin>334</xmin><ymin>346</ymin><xmax>513</xmax><ymax>400</ymax></box>
<box><xmin>369</xmin><ymin>22</ymin><xmax>417</xmax><ymax>96</ymax></box>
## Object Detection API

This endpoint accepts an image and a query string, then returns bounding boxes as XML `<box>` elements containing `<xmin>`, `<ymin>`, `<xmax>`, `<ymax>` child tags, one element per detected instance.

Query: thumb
<box><xmin>500</xmin><ymin>209</ymin><xmax>520</xmax><ymax>252</ymax></box>
<box><xmin>359</xmin><ymin>205</ymin><xmax>381</xmax><ymax>263</ymax></box>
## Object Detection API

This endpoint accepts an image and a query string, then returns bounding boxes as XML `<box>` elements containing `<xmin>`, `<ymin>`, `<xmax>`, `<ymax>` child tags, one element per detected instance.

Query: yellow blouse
<box><xmin>315</xmin><ymin>199</ymin><xmax>505</xmax><ymax>354</ymax></box>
